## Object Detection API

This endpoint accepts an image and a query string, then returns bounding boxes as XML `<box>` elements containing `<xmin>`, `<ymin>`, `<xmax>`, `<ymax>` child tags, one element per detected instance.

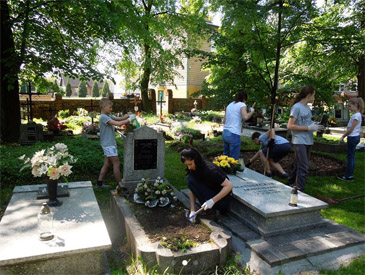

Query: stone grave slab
<box><xmin>122</xmin><ymin>126</ymin><xmax>165</xmax><ymax>185</ymax></box>
<box><xmin>20</xmin><ymin>121</ymin><xmax>44</xmax><ymax>145</ymax></box>
<box><xmin>0</xmin><ymin>181</ymin><xmax>111</xmax><ymax>274</ymax></box>
<box><xmin>229</xmin><ymin>169</ymin><xmax>328</xmax><ymax>237</ymax></box>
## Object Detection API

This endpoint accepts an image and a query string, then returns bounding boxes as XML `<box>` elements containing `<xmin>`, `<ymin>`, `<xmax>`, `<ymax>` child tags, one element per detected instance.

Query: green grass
<box><xmin>0</xmin><ymin>133</ymin><xmax>364</xmax><ymax>274</ymax></box>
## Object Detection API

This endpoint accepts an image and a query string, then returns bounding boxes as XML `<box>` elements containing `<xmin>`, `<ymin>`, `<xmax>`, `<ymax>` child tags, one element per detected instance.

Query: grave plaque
<box><xmin>229</xmin><ymin>169</ymin><xmax>328</xmax><ymax>237</ymax></box>
<box><xmin>122</xmin><ymin>126</ymin><xmax>165</xmax><ymax>184</ymax></box>
<box><xmin>20</xmin><ymin>122</ymin><xmax>44</xmax><ymax>145</ymax></box>
<box><xmin>134</xmin><ymin>139</ymin><xmax>157</xmax><ymax>170</ymax></box>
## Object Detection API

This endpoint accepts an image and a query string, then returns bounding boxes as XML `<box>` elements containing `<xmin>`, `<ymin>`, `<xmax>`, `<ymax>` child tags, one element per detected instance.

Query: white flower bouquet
<box><xmin>19</xmin><ymin>143</ymin><xmax>76</xmax><ymax>181</ymax></box>
<box><xmin>134</xmin><ymin>177</ymin><xmax>177</xmax><ymax>207</ymax></box>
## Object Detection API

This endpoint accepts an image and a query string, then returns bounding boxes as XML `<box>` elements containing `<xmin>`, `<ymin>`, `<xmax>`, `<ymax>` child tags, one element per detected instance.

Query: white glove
<box><xmin>250</xmin><ymin>107</ymin><xmax>255</xmax><ymax>113</ymax></box>
<box><xmin>188</xmin><ymin>211</ymin><xmax>196</xmax><ymax>223</ymax></box>
<box><xmin>128</xmin><ymin>114</ymin><xmax>136</xmax><ymax>122</ymax></box>
<box><xmin>202</xmin><ymin>199</ymin><xmax>215</xmax><ymax>210</ymax></box>
<box><xmin>308</xmin><ymin>123</ymin><xmax>324</xmax><ymax>132</ymax></box>
<box><xmin>339</xmin><ymin>136</ymin><xmax>344</xmax><ymax>143</ymax></box>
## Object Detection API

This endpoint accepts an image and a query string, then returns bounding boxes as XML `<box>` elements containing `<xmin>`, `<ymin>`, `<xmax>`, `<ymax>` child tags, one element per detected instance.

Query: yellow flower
<box><xmin>218</xmin><ymin>155</ymin><xmax>228</xmax><ymax>161</ymax></box>
<box><xmin>231</xmin><ymin>159</ymin><xmax>239</xmax><ymax>165</ymax></box>
<box><xmin>220</xmin><ymin>160</ymin><xmax>230</xmax><ymax>167</ymax></box>
<box><xmin>213</xmin><ymin>161</ymin><xmax>220</xmax><ymax>166</ymax></box>
<box><xmin>227</xmin><ymin>157</ymin><xmax>235</xmax><ymax>163</ymax></box>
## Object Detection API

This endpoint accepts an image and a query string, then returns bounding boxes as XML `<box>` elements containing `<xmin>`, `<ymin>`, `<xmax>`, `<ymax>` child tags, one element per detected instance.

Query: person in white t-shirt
<box><xmin>222</xmin><ymin>92</ymin><xmax>255</xmax><ymax>159</ymax></box>
<box><xmin>337</xmin><ymin>97</ymin><xmax>364</xmax><ymax>181</ymax></box>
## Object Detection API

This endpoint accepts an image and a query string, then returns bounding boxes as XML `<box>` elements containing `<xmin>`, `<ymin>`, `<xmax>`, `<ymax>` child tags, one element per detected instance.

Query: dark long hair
<box><xmin>180</xmin><ymin>147</ymin><xmax>204</xmax><ymax>174</ymax></box>
<box><xmin>293</xmin><ymin>86</ymin><xmax>315</xmax><ymax>105</ymax></box>
<box><xmin>234</xmin><ymin>91</ymin><xmax>247</xmax><ymax>103</ymax></box>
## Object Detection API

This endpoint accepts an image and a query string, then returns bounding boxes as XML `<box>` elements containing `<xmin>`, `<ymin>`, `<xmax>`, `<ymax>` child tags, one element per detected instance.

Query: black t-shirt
<box><xmin>189</xmin><ymin>160</ymin><xmax>228</xmax><ymax>193</ymax></box>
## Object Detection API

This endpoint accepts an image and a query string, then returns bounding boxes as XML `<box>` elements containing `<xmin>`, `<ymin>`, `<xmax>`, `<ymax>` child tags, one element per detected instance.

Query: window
<box><xmin>338</xmin><ymin>83</ymin><xmax>345</xmax><ymax>93</ymax></box>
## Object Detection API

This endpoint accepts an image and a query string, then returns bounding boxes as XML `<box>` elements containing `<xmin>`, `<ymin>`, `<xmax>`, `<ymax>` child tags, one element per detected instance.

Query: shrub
<box><xmin>58</xmin><ymin>109</ymin><xmax>70</xmax><ymax>119</ymax></box>
<box><xmin>78</xmin><ymin>81</ymin><xmax>87</xmax><ymax>97</ymax></box>
<box><xmin>66</xmin><ymin>82</ymin><xmax>72</xmax><ymax>97</ymax></box>
<box><xmin>102</xmin><ymin>81</ymin><xmax>110</xmax><ymax>97</ymax></box>
<box><xmin>92</xmin><ymin>81</ymin><xmax>99</xmax><ymax>97</ymax></box>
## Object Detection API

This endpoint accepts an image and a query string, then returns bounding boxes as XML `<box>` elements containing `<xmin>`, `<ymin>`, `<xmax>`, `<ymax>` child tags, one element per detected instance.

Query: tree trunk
<box><xmin>140</xmin><ymin>42</ymin><xmax>152</xmax><ymax>113</ymax></box>
<box><xmin>1</xmin><ymin>1</ymin><xmax>21</xmax><ymax>143</ymax></box>
<box><xmin>271</xmin><ymin>0</ymin><xmax>283</xmax><ymax>107</ymax></box>
<box><xmin>358</xmin><ymin>56</ymin><xmax>365</xmax><ymax>101</ymax></box>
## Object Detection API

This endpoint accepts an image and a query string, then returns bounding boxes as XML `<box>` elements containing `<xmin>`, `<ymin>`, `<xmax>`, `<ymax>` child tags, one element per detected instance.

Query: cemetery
<box><xmin>1</xmin><ymin>1</ymin><xmax>364</xmax><ymax>274</ymax></box>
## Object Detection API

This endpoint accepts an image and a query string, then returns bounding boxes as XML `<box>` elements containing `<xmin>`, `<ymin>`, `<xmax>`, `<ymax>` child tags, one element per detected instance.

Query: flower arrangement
<box><xmin>19</xmin><ymin>143</ymin><xmax>76</xmax><ymax>181</ymax></box>
<box><xmin>82</xmin><ymin>122</ymin><xmax>99</xmax><ymax>135</ymax></box>
<box><xmin>213</xmin><ymin>155</ymin><xmax>241</xmax><ymax>175</ymax></box>
<box><xmin>191</xmin><ymin>116</ymin><xmax>202</xmax><ymax>123</ymax></box>
<box><xmin>47</xmin><ymin>117</ymin><xmax>67</xmax><ymax>134</ymax></box>
<box><xmin>134</xmin><ymin>177</ymin><xmax>177</xmax><ymax>208</ymax></box>
<box><xmin>88</xmin><ymin>111</ymin><xmax>97</xmax><ymax>119</ymax></box>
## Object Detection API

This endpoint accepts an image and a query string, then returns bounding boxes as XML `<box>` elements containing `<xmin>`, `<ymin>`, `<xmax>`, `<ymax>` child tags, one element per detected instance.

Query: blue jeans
<box><xmin>346</xmin><ymin>135</ymin><xmax>360</xmax><ymax>178</ymax></box>
<box><xmin>186</xmin><ymin>174</ymin><xmax>231</xmax><ymax>213</ymax></box>
<box><xmin>287</xmin><ymin>144</ymin><xmax>311</xmax><ymax>192</ymax></box>
<box><xmin>223</xmin><ymin>130</ymin><xmax>241</xmax><ymax>160</ymax></box>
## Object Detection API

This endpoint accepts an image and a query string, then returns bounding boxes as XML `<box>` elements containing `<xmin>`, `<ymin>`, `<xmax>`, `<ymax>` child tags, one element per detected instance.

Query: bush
<box><xmin>58</xmin><ymin>109</ymin><xmax>71</xmax><ymax>119</ymax></box>
<box><xmin>66</xmin><ymin>82</ymin><xmax>72</xmax><ymax>97</ymax></box>
<box><xmin>78</xmin><ymin>81</ymin><xmax>87</xmax><ymax>97</ymax></box>
<box><xmin>102</xmin><ymin>81</ymin><xmax>110</xmax><ymax>97</ymax></box>
<box><xmin>92</xmin><ymin>81</ymin><xmax>100</xmax><ymax>97</ymax></box>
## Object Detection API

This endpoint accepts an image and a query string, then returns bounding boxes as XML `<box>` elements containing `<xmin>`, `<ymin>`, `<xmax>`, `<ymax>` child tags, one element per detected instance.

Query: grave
<box><xmin>20</xmin><ymin>121</ymin><xmax>44</xmax><ymax>145</ymax></box>
<box><xmin>229</xmin><ymin>169</ymin><xmax>328</xmax><ymax>237</ymax></box>
<box><xmin>0</xmin><ymin>181</ymin><xmax>111</xmax><ymax>274</ymax></box>
<box><xmin>195</xmin><ymin>168</ymin><xmax>365</xmax><ymax>274</ymax></box>
<box><xmin>120</xmin><ymin>126</ymin><xmax>165</xmax><ymax>188</ymax></box>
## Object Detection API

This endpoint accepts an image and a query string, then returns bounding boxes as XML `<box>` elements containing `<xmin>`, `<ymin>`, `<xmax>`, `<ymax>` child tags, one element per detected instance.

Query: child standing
<box><xmin>286</xmin><ymin>86</ymin><xmax>324</xmax><ymax>192</ymax></box>
<box><xmin>337</xmin><ymin>97</ymin><xmax>364</xmax><ymax>181</ymax></box>
<box><xmin>97</xmin><ymin>98</ymin><xmax>135</xmax><ymax>187</ymax></box>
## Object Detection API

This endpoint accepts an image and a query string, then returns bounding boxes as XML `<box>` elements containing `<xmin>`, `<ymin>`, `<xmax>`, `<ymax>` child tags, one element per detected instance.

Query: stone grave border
<box><xmin>110</xmin><ymin>191</ymin><xmax>232</xmax><ymax>274</ymax></box>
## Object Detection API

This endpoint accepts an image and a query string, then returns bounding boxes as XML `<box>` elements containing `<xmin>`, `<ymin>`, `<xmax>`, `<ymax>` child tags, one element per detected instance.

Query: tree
<box><xmin>112</xmin><ymin>0</ymin><xmax>208</xmax><ymax>112</ymax></box>
<box><xmin>284</xmin><ymin>0</ymin><xmax>364</xmax><ymax>101</ymax></box>
<box><xmin>102</xmin><ymin>81</ymin><xmax>110</xmax><ymax>97</ymax></box>
<box><xmin>202</xmin><ymin>0</ymin><xmax>317</xmax><ymax>108</ymax></box>
<box><xmin>78</xmin><ymin>81</ymin><xmax>87</xmax><ymax>97</ymax></box>
<box><xmin>66</xmin><ymin>81</ymin><xmax>72</xmax><ymax>97</ymax></box>
<box><xmin>92</xmin><ymin>81</ymin><xmax>100</xmax><ymax>97</ymax></box>
<box><xmin>1</xmin><ymin>0</ymin><xmax>116</xmax><ymax>143</ymax></box>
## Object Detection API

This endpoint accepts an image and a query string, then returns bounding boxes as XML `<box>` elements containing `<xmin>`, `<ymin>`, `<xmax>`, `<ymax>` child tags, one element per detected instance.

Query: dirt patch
<box><xmin>240</xmin><ymin>151</ymin><xmax>345</xmax><ymax>177</ymax></box>
<box><xmin>126</xmin><ymin>197</ymin><xmax>211</xmax><ymax>251</ymax></box>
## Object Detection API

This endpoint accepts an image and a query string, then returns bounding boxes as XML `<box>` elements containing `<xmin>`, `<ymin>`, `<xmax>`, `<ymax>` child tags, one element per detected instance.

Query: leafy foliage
<box><xmin>92</xmin><ymin>80</ymin><xmax>100</xmax><ymax>97</ymax></box>
<box><xmin>66</xmin><ymin>81</ymin><xmax>72</xmax><ymax>97</ymax></box>
<box><xmin>102</xmin><ymin>81</ymin><xmax>110</xmax><ymax>97</ymax></box>
<box><xmin>78</xmin><ymin>81</ymin><xmax>87</xmax><ymax>97</ymax></box>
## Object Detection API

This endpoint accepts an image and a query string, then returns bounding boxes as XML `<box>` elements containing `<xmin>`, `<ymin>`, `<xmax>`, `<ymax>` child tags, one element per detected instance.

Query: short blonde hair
<box><xmin>99</xmin><ymin>98</ymin><xmax>113</xmax><ymax>109</ymax></box>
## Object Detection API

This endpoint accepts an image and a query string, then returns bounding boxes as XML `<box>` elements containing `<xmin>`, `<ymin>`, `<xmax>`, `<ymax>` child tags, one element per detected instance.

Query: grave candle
<box><xmin>289</xmin><ymin>187</ymin><xmax>298</xmax><ymax>207</ymax></box>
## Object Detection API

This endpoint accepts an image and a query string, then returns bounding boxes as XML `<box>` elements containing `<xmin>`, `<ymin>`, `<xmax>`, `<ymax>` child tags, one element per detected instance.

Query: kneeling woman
<box><xmin>180</xmin><ymin>148</ymin><xmax>233</xmax><ymax>220</ymax></box>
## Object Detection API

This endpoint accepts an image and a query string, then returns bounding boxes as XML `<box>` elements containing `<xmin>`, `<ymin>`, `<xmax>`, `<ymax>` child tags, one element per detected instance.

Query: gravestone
<box><xmin>228</xmin><ymin>169</ymin><xmax>328</xmax><ymax>237</ymax></box>
<box><xmin>20</xmin><ymin>121</ymin><xmax>44</xmax><ymax>145</ymax></box>
<box><xmin>180</xmin><ymin>168</ymin><xmax>365</xmax><ymax>274</ymax></box>
<box><xmin>121</xmin><ymin>126</ymin><xmax>165</xmax><ymax>187</ymax></box>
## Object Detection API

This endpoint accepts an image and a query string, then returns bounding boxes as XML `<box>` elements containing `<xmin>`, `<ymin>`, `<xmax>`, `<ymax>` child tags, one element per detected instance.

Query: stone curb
<box><xmin>110</xmin><ymin>192</ymin><xmax>232</xmax><ymax>274</ymax></box>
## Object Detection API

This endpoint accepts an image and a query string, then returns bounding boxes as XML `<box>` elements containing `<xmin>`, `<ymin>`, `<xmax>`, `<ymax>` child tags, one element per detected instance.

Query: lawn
<box><xmin>0</xmin><ymin>133</ymin><xmax>364</xmax><ymax>274</ymax></box>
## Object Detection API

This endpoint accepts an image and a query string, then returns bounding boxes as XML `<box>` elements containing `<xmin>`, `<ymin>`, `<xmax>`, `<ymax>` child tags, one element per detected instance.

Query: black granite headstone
<box><xmin>134</xmin><ymin>139</ymin><xmax>157</xmax><ymax>170</ymax></box>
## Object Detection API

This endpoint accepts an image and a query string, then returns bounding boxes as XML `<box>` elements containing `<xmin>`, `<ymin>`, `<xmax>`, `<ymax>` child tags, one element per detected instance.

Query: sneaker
<box><xmin>279</xmin><ymin>172</ymin><xmax>288</xmax><ymax>179</ymax></box>
<box><xmin>265</xmin><ymin>171</ymin><xmax>272</xmax><ymax>177</ymax></box>
<box><xmin>337</xmin><ymin>175</ymin><xmax>354</xmax><ymax>181</ymax></box>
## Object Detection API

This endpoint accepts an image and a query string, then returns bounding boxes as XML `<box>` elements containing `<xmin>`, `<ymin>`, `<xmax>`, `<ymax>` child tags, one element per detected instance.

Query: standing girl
<box><xmin>223</xmin><ymin>91</ymin><xmax>255</xmax><ymax>159</ymax></box>
<box><xmin>287</xmin><ymin>86</ymin><xmax>324</xmax><ymax>192</ymax></box>
<box><xmin>337</xmin><ymin>97</ymin><xmax>364</xmax><ymax>181</ymax></box>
